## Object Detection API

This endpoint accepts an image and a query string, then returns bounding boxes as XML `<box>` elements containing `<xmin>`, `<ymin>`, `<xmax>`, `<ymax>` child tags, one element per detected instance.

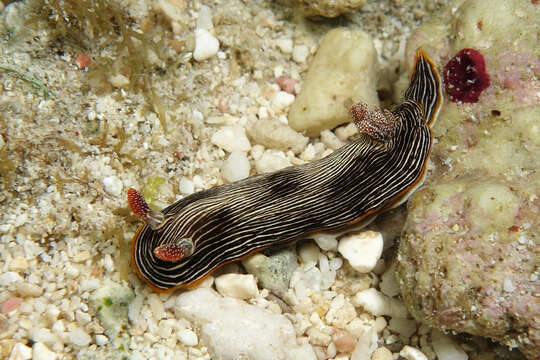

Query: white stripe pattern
<box><xmin>132</xmin><ymin>51</ymin><xmax>442</xmax><ymax>291</ymax></box>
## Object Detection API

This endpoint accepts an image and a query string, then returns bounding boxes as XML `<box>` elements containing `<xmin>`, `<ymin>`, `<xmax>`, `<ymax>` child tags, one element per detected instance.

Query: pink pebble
<box><xmin>218</xmin><ymin>97</ymin><xmax>229</xmax><ymax>113</ymax></box>
<box><xmin>2</xmin><ymin>297</ymin><xmax>22</xmax><ymax>314</ymax></box>
<box><xmin>276</xmin><ymin>76</ymin><xmax>296</xmax><ymax>94</ymax></box>
<box><xmin>333</xmin><ymin>330</ymin><xmax>356</xmax><ymax>352</ymax></box>
<box><xmin>75</xmin><ymin>53</ymin><xmax>92</xmax><ymax>70</ymax></box>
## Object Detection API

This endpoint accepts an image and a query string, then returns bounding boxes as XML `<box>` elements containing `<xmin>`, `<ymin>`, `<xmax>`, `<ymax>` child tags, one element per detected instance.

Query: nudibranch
<box><xmin>128</xmin><ymin>50</ymin><xmax>442</xmax><ymax>292</ymax></box>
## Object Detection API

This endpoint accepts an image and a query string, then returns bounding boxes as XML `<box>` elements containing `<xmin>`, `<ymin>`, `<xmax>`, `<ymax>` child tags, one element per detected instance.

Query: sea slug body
<box><xmin>128</xmin><ymin>50</ymin><xmax>442</xmax><ymax>292</ymax></box>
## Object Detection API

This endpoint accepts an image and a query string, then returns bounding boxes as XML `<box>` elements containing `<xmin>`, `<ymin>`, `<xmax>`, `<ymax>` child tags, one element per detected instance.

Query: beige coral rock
<box><xmin>292</xmin><ymin>0</ymin><xmax>367</xmax><ymax>18</ymax></box>
<box><xmin>396</xmin><ymin>0</ymin><xmax>540</xmax><ymax>358</ymax></box>
<box><xmin>247</xmin><ymin>119</ymin><xmax>309</xmax><ymax>155</ymax></box>
<box><xmin>288</xmin><ymin>28</ymin><xmax>378</xmax><ymax>137</ymax></box>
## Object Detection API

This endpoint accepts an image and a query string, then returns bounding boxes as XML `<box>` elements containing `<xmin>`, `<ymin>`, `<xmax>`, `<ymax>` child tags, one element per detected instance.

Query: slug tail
<box><xmin>404</xmin><ymin>50</ymin><xmax>443</xmax><ymax>128</ymax></box>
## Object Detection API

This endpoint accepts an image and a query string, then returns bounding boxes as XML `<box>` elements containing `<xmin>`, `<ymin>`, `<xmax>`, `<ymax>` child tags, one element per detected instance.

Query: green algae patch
<box><xmin>142</xmin><ymin>177</ymin><xmax>166</xmax><ymax>207</ymax></box>
<box><xmin>90</xmin><ymin>280</ymin><xmax>134</xmax><ymax>337</ymax></box>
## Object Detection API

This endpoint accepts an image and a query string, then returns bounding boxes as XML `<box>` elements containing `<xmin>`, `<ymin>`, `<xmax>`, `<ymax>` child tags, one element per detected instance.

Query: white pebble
<box><xmin>250</xmin><ymin>144</ymin><xmax>265</xmax><ymax>160</ymax></box>
<box><xmin>353</xmin><ymin>288</ymin><xmax>408</xmax><ymax>318</ymax></box>
<box><xmin>293</xmin><ymin>44</ymin><xmax>309</xmax><ymax>63</ymax></box>
<box><xmin>326</xmin><ymin>294</ymin><xmax>353</xmax><ymax>320</ymax></box>
<box><xmin>193</xmin><ymin>29</ymin><xmax>219</xmax><ymax>61</ymax></box>
<box><xmin>371</xmin><ymin>347</ymin><xmax>392</xmax><ymax>360</ymax></box>
<box><xmin>103</xmin><ymin>253</ymin><xmax>114</xmax><ymax>273</ymax></box>
<box><xmin>380</xmin><ymin>262</ymin><xmax>401</xmax><ymax>297</ymax></box>
<box><xmin>67</xmin><ymin>327</ymin><xmax>92</xmax><ymax>347</ymax></box>
<box><xmin>196</xmin><ymin>5</ymin><xmax>213</xmax><ymax>30</ymax></box>
<box><xmin>102</xmin><ymin>176</ymin><xmax>123</xmax><ymax>196</ymax></box>
<box><xmin>65</xmin><ymin>264</ymin><xmax>79</xmax><ymax>278</ymax></box>
<box><xmin>336</xmin><ymin>123</ymin><xmax>359</xmax><ymax>141</ymax></box>
<box><xmin>192</xmin><ymin>109</ymin><xmax>204</xmax><ymax>124</ymax></box>
<box><xmin>108</xmin><ymin>74</ymin><xmax>129</xmax><ymax>88</ymax></box>
<box><xmin>130</xmin><ymin>352</ymin><xmax>145</xmax><ymax>360</ymax></box>
<box><xmin>0</xmin><ymin>271</ymin><xmax>22</xmax><ymax>286</ymax></box>
<box><xmin>301</xmin><ymin>144</ymin><xmax>316</xmax><ymax>161</ymax></box>
<box><xmin>179</xmin><ymin>177</ymin><xmax>195</xmax><ymax>195</ymax></box>
<box><xmin>298</xmin><ymin>242</ymin><xmax>321</xmax><ymax>264</ymax></box>
<box><xmin>128</xmin><ymin>295</ymin><xmax>143</xmax><ymax>325</ymax></box>
<box><xmin>28</xmin><ymin>328</ymin><xmax>57</xmax><ymax>344</ymax></box>
<box><xmin>351</xmin><ymin>326</ymin><xmax>377</xmax><ymax>360</ymax></box>
<box><xmin>289</xmin><ymin>344</ymin><xmax>318</xmax><ymax>360</ymax></box>
<box><xmin>46</xmin><ymin>307</ymin><xmax>60</xmax><ymax>322</ymax></box>
<box><xmin>158</xmin><ymin>0</ymin><xmax>185</xmax><ymax>24</ymax></box>
<box><xmin>311</xmin><ymin>233</ymin><xmax>338</xmax><ymax>251</ymax></box>
<box><xmin>192</xmin><ymin>174</ymin><xmax>205</xmax><ymax>189</ymax></box>
<box><xmin>327</xmin><ymin>342</ymin><xmax>337</xmax><ymax>359</ymax></box>
<box><xmin>215</xmin><ymin>273</ymin><xmax>258</xmax><ymax>299</ymax></box>
<box><xmin>148</xmin><ymin>293</ymin><xmax>165</xmax><ymax>320</ymax></box>
<box><xmin>503</xmin><ymin>278</ymin><xmax>515</xmax><ymax>292</ymax></box>
<box><xmin>320</xmin><ymin>129</ymin><xmax>345</xmax><ymax>150</ymax></box>
<box><xmin>307</xmin><ymin>327</ymin><xmax>331</xmax><ymax>346</ymax></box>
<box><xmin>255</xmin><ymin>150</ymin><xmax>291</xmax><ymax>174</ymax></box>
<box><xmin>51</xmin><ymin>320</ymin><xmax>65</xmax><ymax>334</ymax></box>
<box><xmin>400</xmin><ymin>345</ymin><xmax>428</xmax><ymax>360</ymax></box>
<box><xmin>75</xmin><ymin>310</ymin><xmax>91</xmax><ymax>326</ymax></box>
<box><xmin>273</xmin><ymin>65</ymin><xmax>284</xmax><ymax>78</ymax></box>
<box><xmin>257</xmin><ymin>106</ymin><xmax>269</xmax><ymax>119</ymax></box>
<box><xmin>221</xmin><ymin>151</ymin><xmax>250</xmax><ymax>183</ymax></box>
<box><xmin>10</xmin><ymin>257</ymin><xmax>28</xmax><ymax>271</ymax></box>
<box><xmin>329</xmin><ymin>257</ymin><xmax>343</xmax><ymax>270</ymax></box>
<box><xmin>430</xmin><ymin>330</ymin><xmax>468</xmax><ymax>360</ymax></box>
<box><xmin>271</xmin><ymin>91</ymin><xmax>295</xmax><ymax>111</ymax></box>
<box><xmin>32</xmin><ymin>342</ymin><xmax>57</xmax><ymax>360</ymax></box>
<box><xmin>276</xmin><ymin>38</ymin><xmax>293</xmax><ymax>54</ymax></box>
<box><xmin>9</xmin><ymin>343</ymin><xmax>32</xmax><ymax>360</ymax></box>
<box><xmin>176</xmin><ymin>288</ymin><xmax>305</xmax><ymax>359</ymax></box>
<box><xmin>17</xmin><ymin>282</ymin><xmax>43</xmax><ymax>297</ymax></box>
<box><xmin>211</xmin><ymin>125</ymin><xmax>251</xmax><ymax>152</ymax></box>
<box><xmin>338</xmin><ymin>231</ymin><xmax>383</xmax><ymax>273</ymax></box>
<box><xmin>95</xmin><ymin>334</ymin><xmax>109</xmax><ymax>346</ymax></box>
<box><xmin>177</xmin><ymin>328</ymin><xmax>198</xmax><ymax>346</ymax></box>
<box><xmin>73</xmin><ymin>250</ymin><xmax>91</xmax><ymax>263</ymax></box>
<box><xmin>373</xmin><ymin>317</ymin><xmax>388</xmax><ymax>333</ymax></box>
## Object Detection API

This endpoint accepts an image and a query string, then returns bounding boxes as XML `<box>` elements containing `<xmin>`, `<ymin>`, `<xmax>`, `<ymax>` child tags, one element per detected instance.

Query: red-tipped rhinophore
<box><xmin>444</xmin><ymin>48</ymin><xmax>490</xmax><ymax>103</ymax></box>
<box><xmin>127</xmin><ymin>188</ymin><xmax>150</xmax><ymax>219</ymax></box>
<box><xmin>154</xmin><ymin>239</ymin><xmax>194</xmax><ymax>262</ymax></box>
<box><xmin>127</xmin><ymin>188</ymin><xmax>164</xmax><ymax>230</ymax></box>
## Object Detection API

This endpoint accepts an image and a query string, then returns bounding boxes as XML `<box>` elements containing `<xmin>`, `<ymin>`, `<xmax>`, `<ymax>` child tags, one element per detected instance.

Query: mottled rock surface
<box><xmin>288</xmin><ymin>28</ymin><xmax>378</xmax><ymax>137</ymax></box>
<box><xmin>90</xmin><ymin>280</ymin><xmax>134</xmax><ymax>337</ymax></box>
<box><xmin>292</xmin><ymin>0</ymin><xmax>367</xmax><ymax>18</ymax></box>
<box><xmin>242</xmin><ymin>246</ymin><xmax>298</xmax><ymax>296</ymax></box>
<box><xmin>396</xmin><ymin>0</ymin><xmax>540</xmax><ymax>358</ymax></box>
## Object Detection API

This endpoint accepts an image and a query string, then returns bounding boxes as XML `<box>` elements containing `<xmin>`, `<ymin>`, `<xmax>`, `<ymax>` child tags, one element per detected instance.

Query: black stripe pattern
<box><xmin>132</xmin><ymin>51</ymin><xmax>442</xmax><ymax>291</ymax></box>
<box><xmin>404</xmin><ymin>50</ymin><xmax>443</xmax><ymax>127</ymax></box>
